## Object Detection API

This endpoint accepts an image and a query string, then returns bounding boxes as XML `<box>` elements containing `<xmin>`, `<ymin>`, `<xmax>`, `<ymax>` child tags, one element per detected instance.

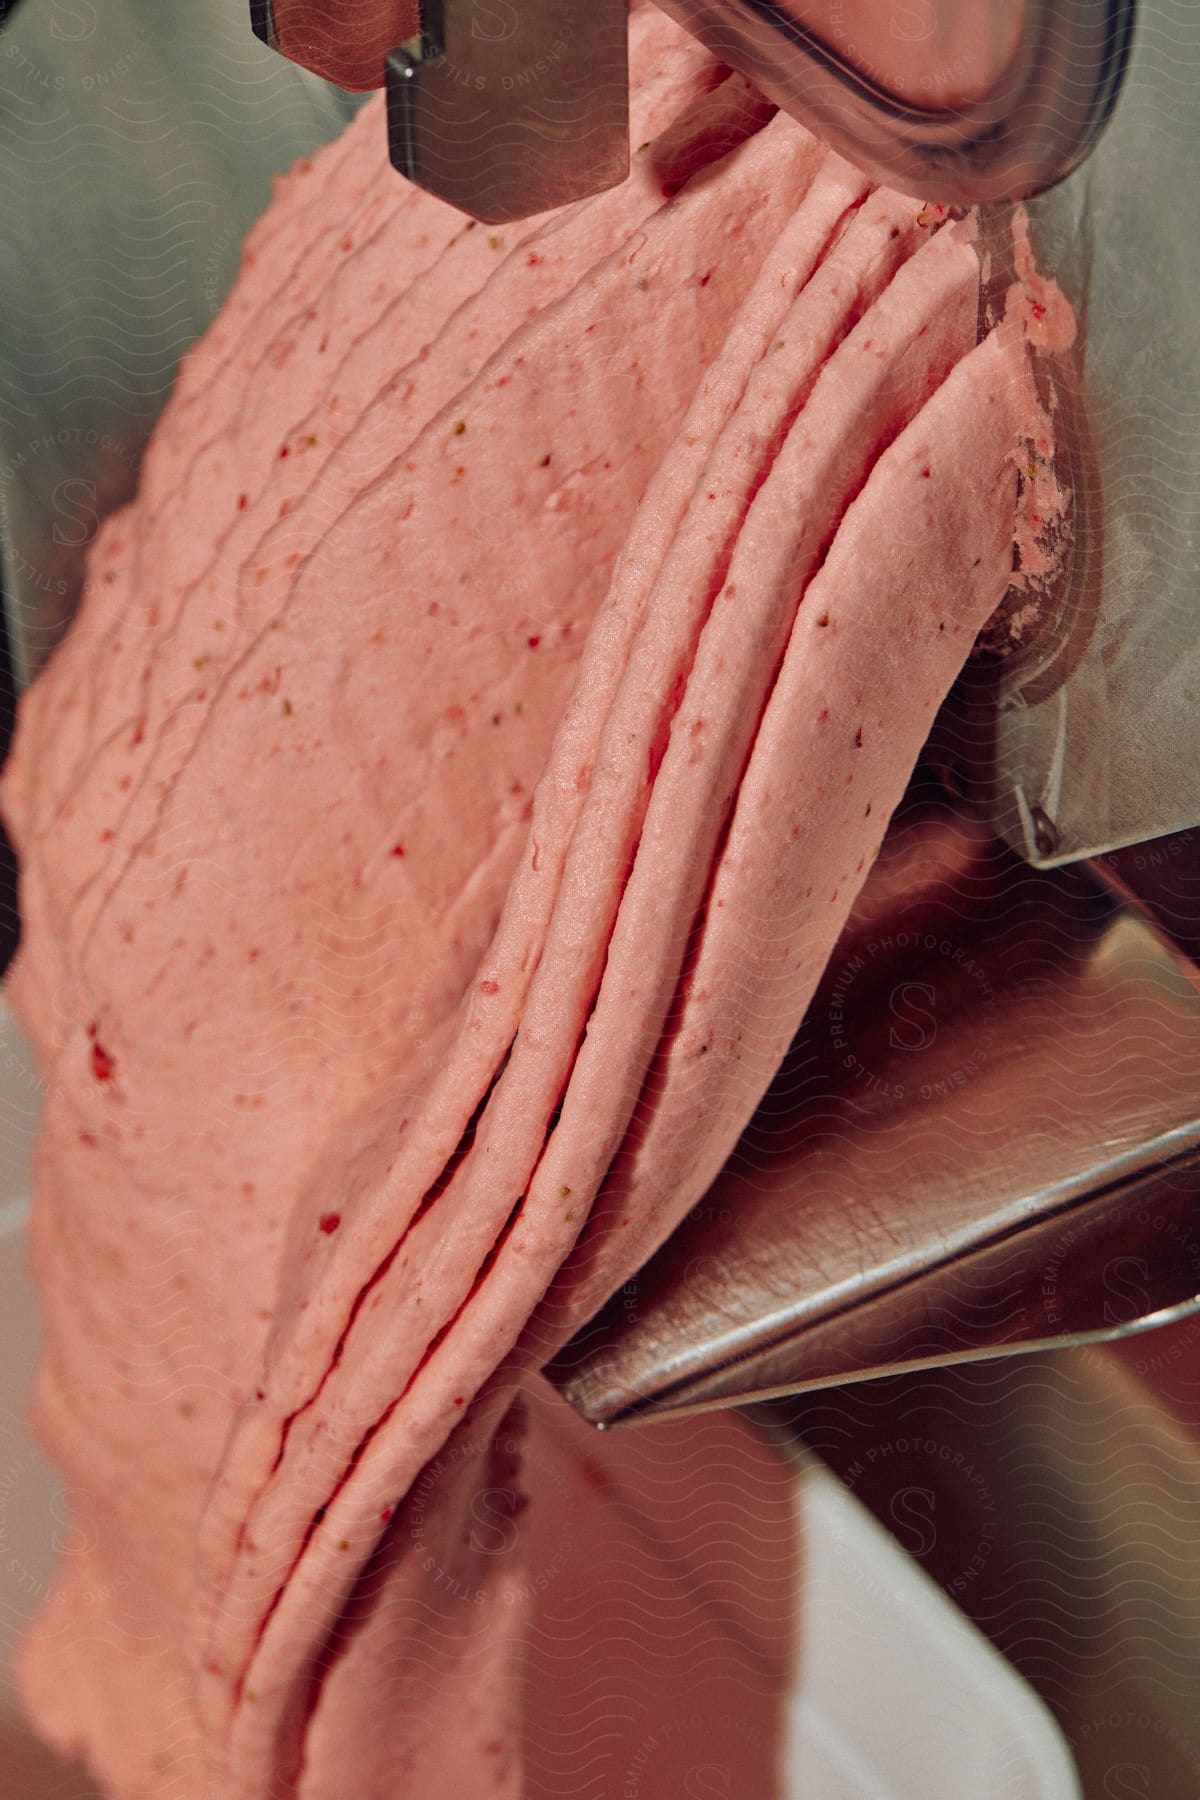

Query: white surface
<box><xmin>0</xmin><ymin>1007</ymin><xmax>1080</xmax><ymax>1798</ymax></box>
<box><xmin>787</xmin><ymin>1453</ymin><xmax>1082</xmax><ymax>1799</ymax></box>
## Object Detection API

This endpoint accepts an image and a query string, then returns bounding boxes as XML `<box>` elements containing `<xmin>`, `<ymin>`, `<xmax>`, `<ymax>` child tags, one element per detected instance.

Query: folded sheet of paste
<box><xmin>1</xmin><ymin>14</ymin><xmax>1060</xmax><ymax>1795</ymax></box>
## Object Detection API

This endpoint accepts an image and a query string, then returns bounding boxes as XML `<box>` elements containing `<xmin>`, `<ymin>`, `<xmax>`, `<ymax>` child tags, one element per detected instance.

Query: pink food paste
<box><xmin>2</xmin><ymin>17</ymin><xmax>1069</xmax><ymax>1796</ymax></box>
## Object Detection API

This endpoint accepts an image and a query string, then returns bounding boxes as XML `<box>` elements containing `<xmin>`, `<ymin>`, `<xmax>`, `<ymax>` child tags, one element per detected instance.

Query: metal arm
<box><xmin>252</xmin><ymin>0</ymin><xmax>1135</xmax><ymax>218</ymax></box>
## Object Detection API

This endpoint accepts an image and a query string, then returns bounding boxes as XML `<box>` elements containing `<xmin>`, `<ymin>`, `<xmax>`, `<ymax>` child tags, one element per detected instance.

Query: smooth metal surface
<box><xmin>385</xmin><ymin>0</ymin><xmax>629</xmax><ymax>225</ymax></box>
<box><xmin>986</xmin><ymin>0</ymin><xmax>1200</xmax><ymax>867</ymax></box>
<box><xmin>652</xmin><ymin>0</ymin><xmax>1133</xmax><ymax>204</ymax></box>
<box><xmin>549</xmin><ymin>797</ymin><xmax>1200</xmax><ymax>1426</ymax></box>
<box><xmin>251</xmin><ymin>2</ymin><xmax>419</xmax><ymax>89</ymax></box>
<box><xmin>777</xmin><ymin>1340</ymin><xmax>1200</xmax><ymax>1797</ymax></box>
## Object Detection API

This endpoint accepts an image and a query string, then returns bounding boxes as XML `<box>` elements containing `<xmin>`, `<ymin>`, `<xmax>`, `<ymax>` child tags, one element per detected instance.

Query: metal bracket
<box><xmin>386</xmin><ymin>0</ymin><xmax>629</xmax><ymax>225</ymax></box>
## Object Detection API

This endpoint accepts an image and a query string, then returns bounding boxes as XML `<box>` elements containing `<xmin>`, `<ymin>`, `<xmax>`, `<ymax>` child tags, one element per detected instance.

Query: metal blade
<box><xmin>548</xmin><ymin>800</ymin><xmax>1200</xmax><ymax>1426</ymax></box>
